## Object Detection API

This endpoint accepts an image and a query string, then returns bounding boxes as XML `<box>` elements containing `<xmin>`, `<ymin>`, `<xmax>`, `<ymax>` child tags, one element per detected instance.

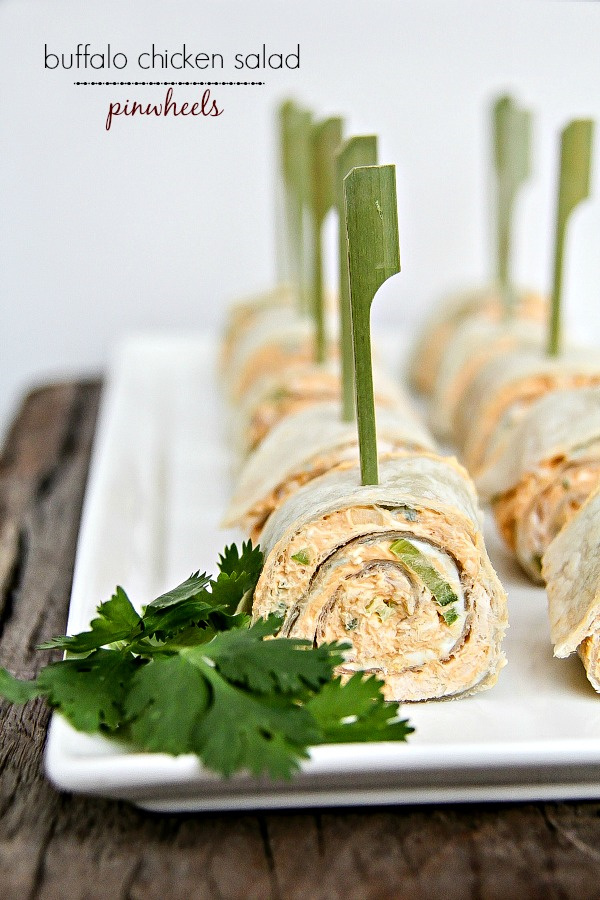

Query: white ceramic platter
<box><xmin>44</xmin><ymin>333</ymin><xmax>600</xmax><ymax>812</ymax></box>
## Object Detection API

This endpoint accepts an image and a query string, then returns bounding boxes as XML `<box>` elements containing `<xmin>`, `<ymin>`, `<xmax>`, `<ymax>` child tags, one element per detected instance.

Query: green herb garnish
<box><xmin>0</xmin><ymin>541</ymin><xmax>412</xmax><ymax>779</ymax></box>
<box><xmin>291</xmin><ymin>548</ymin><xmax>311</xmax><ymax>565</ymax></box>
<box><xmin>390</xmin><ymin>539</ymin><xmax>459</xmax><ymax>626</ymax></box>
<box><xmin>442</xmin><ymin>607</ymin><xmax>459</xmax><ymax>626</ymax></box>
<box><xmin>376</xmin><ymin>602</ymin><xmax>395</xmax><ymax>623</ymax></box>
<box><xmin>306</xmin><ymin>673</ymin><xmax>414</xmax><ymax>744</ymax></box>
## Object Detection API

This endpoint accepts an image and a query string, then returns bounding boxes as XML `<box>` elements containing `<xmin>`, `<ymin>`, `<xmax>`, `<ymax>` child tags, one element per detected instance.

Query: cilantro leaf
<box><xmin>140</xmin><ymin>549</ymin><xmax>263</xmax><ymax>638</ymax></box>
<box><xmin>125</xmin><ymin>654</ymin><xmax>210</xmax><ymax>755</ymax></box>
<box><xmin>146</xmin><ymin>624</ymin><xmax>219</xmax><ymax>651</ymax></box>
<box><xmin>207</xmin><ymin>572</ymin><xmax>253</xmax><ymax>616</ymax></box>
<box><xmin>1</xmin><ymin>541</ymin><xmax>415</xmax><ymax>781</ymax></box>
<box><xmin>306</xmin><ymin>673</ymin><xmax>414</xmax><ymax>744</ymax></box>
<box><xmin>209</xmin><ymin>542</ymin><xmax>264</xmax><ymax>617</ymax></box>
<box><xmin>124</xmin><ymin>638</ymin><xmax>322</xmax><ymax>778</ymax></box>
<box><xmin>0</xmin><ymin>667</ymin><xmax>42</xmax><ymax>704</ymax></box>
<box><xmin>218</xmin><ymin>541</ymin><xmax>263</xmax><ymax>585</ymax></box>
<box><xmin>140</xmin><ymin>599</ymin><xmax>219</xmax><ymax>643</ymax></box>
<box><xmin>145</xmin><ymin>572</ymin><xmax>211</xmax><ymax>611</ymax></box>
<box><xmin>196</xmin><ymin>617</ymin><xmax>348</xmax><ymax>695</ymax></box>
<box><xmin>37</xmin><ymin>650</ymin><xmax>139</xmax><ymax>732</ymax></box>
<box><xmin>190</xmin><ymin>661</ymin><xmax>318</xmax><ymax>778</ymax></box>
<box><xmin>38</xmin><ymin>586</ymin><xmax>141</xmax><ymax>653</ymax></box>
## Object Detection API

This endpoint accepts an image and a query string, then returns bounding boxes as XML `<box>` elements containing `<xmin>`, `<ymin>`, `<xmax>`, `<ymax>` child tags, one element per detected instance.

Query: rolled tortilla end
<box><xmin>222</xmin><ymin>401</ymin><xmax>435</xmax><ymax>540</ymax></box>
<box><xmin>408</xmin><ymin>285</ymin><xmax>546</xmax><ymax>396</ymax></box>
<box><xmin>543</xmin><ymin>487</ymin><xmax>600</xmax><ymax>692</ymax></box>
<box><xmin>220</xmin><ymin>283</ymin><xmax>296</xmax><ymax>373</ymax></box>
<box><xmin>235</xmin><ymin>361</ymin><xmax>409</xmax><ymax>459</ymax></box>
<box><xmin>429</xmin><ymin>318</ymin><xmax>544</xmax><ymax>443</ymax></box>
<box><xmin>253</xmin><ymin>454</ymin><xmax>508</xmax><ymax>702</ymax></box>
<box><xmin>493</xmin><ymin>459</ymin><xmax>600</xmax><ymax>584</ymax></box>
<box><xmin>460</xmin><ymin>351</ymin><xmax>600</xmax><ymax>476</ymax></box>
<box><xmin>477</xmin><ymin>388</ymin><xmax>600</xmax><ymax>584</ymax></box>
<box><xmin>227</xmin><ymin>314</ymin><xmax>318</xmax><ymax>403</ymax></box>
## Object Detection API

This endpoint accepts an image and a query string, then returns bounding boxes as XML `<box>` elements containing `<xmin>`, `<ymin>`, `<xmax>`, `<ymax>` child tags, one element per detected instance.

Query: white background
<box><xmin>1</xmin><ymin>0</ymin><xmax>599</xmax><ymax>437</ymax></box>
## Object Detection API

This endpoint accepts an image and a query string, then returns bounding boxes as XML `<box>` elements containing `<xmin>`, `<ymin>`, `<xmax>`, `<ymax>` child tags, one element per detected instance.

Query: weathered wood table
<box><xmin>2</xmin><ymin>381</ymin><xmax>600</xmax><ymax>899</ymax></box>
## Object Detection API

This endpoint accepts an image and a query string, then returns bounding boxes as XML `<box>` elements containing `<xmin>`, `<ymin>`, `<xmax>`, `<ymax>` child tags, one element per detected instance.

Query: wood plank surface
<box><xmin>2</xmin><ymin>381</ymin><xmax>600</xmax><ymax>899</ymax></box>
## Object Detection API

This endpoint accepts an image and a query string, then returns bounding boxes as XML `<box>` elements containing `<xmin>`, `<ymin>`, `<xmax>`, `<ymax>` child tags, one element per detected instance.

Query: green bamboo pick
<box><xmin>336</xmin><ymin>136</ymin><xmax>378</xmax><ymax>421</ymax></box>
<box><xmin>277</xmin><ymin>99</ymin><xmax>297</xmax><ymax>285</ymax></box>
<box><xmin>288</xmin><ymin>106</ymin><xmax>313</xmax><ymax>315</ymax></box>
<box><xmin>311</xmin><ymin>116</ymin><xmax>344</xmax><ymax>362</ymax></box>
<box><xmin>493</xmin><ymin>94</ymin><xmax>512</xmax><ymax>293</ymax></box>
<box><xmin>344</xmin><ymin>165</ymin><xmax>400</xmax><ymax>485</ymax></box>
<box><xmin>547</xmin><ymin>119</ymin><xmax>594</xmax><ymax>356</ymax></box>
<box><xmin>493</xmin><ymin>95</ymin><xmax>532</xmax><ymax>317</ymax></box>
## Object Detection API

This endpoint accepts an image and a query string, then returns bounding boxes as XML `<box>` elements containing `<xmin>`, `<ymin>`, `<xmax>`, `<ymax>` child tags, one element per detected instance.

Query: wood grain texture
<box><xmin>2</xmin><ymin>381</ymin><xmax>600</xmax><ymax>899</ymax></box>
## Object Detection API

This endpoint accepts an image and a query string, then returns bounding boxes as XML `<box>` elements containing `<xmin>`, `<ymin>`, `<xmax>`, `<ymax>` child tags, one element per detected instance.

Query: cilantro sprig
<box><xmin>0</xmin><ymin>541</ymin><xmax>413</xmax><ymax>779</ymax></box>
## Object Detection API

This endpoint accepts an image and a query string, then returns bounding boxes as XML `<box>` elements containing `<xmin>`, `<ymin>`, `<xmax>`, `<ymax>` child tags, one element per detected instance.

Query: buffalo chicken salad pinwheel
<box><xmin>456</xmin><ymin>349</ymin><xmax>600</xmax><ymax>476</ymax></box>
<box><xmin>408</xmin><ymin>285</ymin><xmax>546</xmax><ymax>396</ymax></box>
<box><xmin>543</xmin><ymin>486</ymin><xmax>600</xmax><ymax>693</ymax></box>
<box><xmin>476</xmin><ymin>387</ymin><xmax>600</xmax><ymax>583</ymax></box>
<box><xmin>223</xmin><ymin>400</ymin><xmax>435</xmax><ymax>541</ymax></box>
<box><xmin>252</xmin><ymin>454</ymin><xmax>508</xmax><ymax>703</ymax></box>
<box><xmin>232</xmin><ymin>359</ymin><xmax>407</xmax><ymax>458</ymax></box>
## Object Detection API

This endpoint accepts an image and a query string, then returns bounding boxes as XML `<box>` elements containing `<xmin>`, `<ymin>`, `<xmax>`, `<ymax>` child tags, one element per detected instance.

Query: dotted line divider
<box><xmin>74</xmin><ymin>81</ymin><xmax>265</xmax><ymax>86</ymax></box>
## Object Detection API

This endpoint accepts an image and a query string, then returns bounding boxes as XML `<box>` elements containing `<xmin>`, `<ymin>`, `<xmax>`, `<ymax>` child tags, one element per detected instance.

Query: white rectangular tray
<box><xmin>44</xmin><ymin>333</ymin><xmax>600</xmax><ymax>812</ymax></box>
